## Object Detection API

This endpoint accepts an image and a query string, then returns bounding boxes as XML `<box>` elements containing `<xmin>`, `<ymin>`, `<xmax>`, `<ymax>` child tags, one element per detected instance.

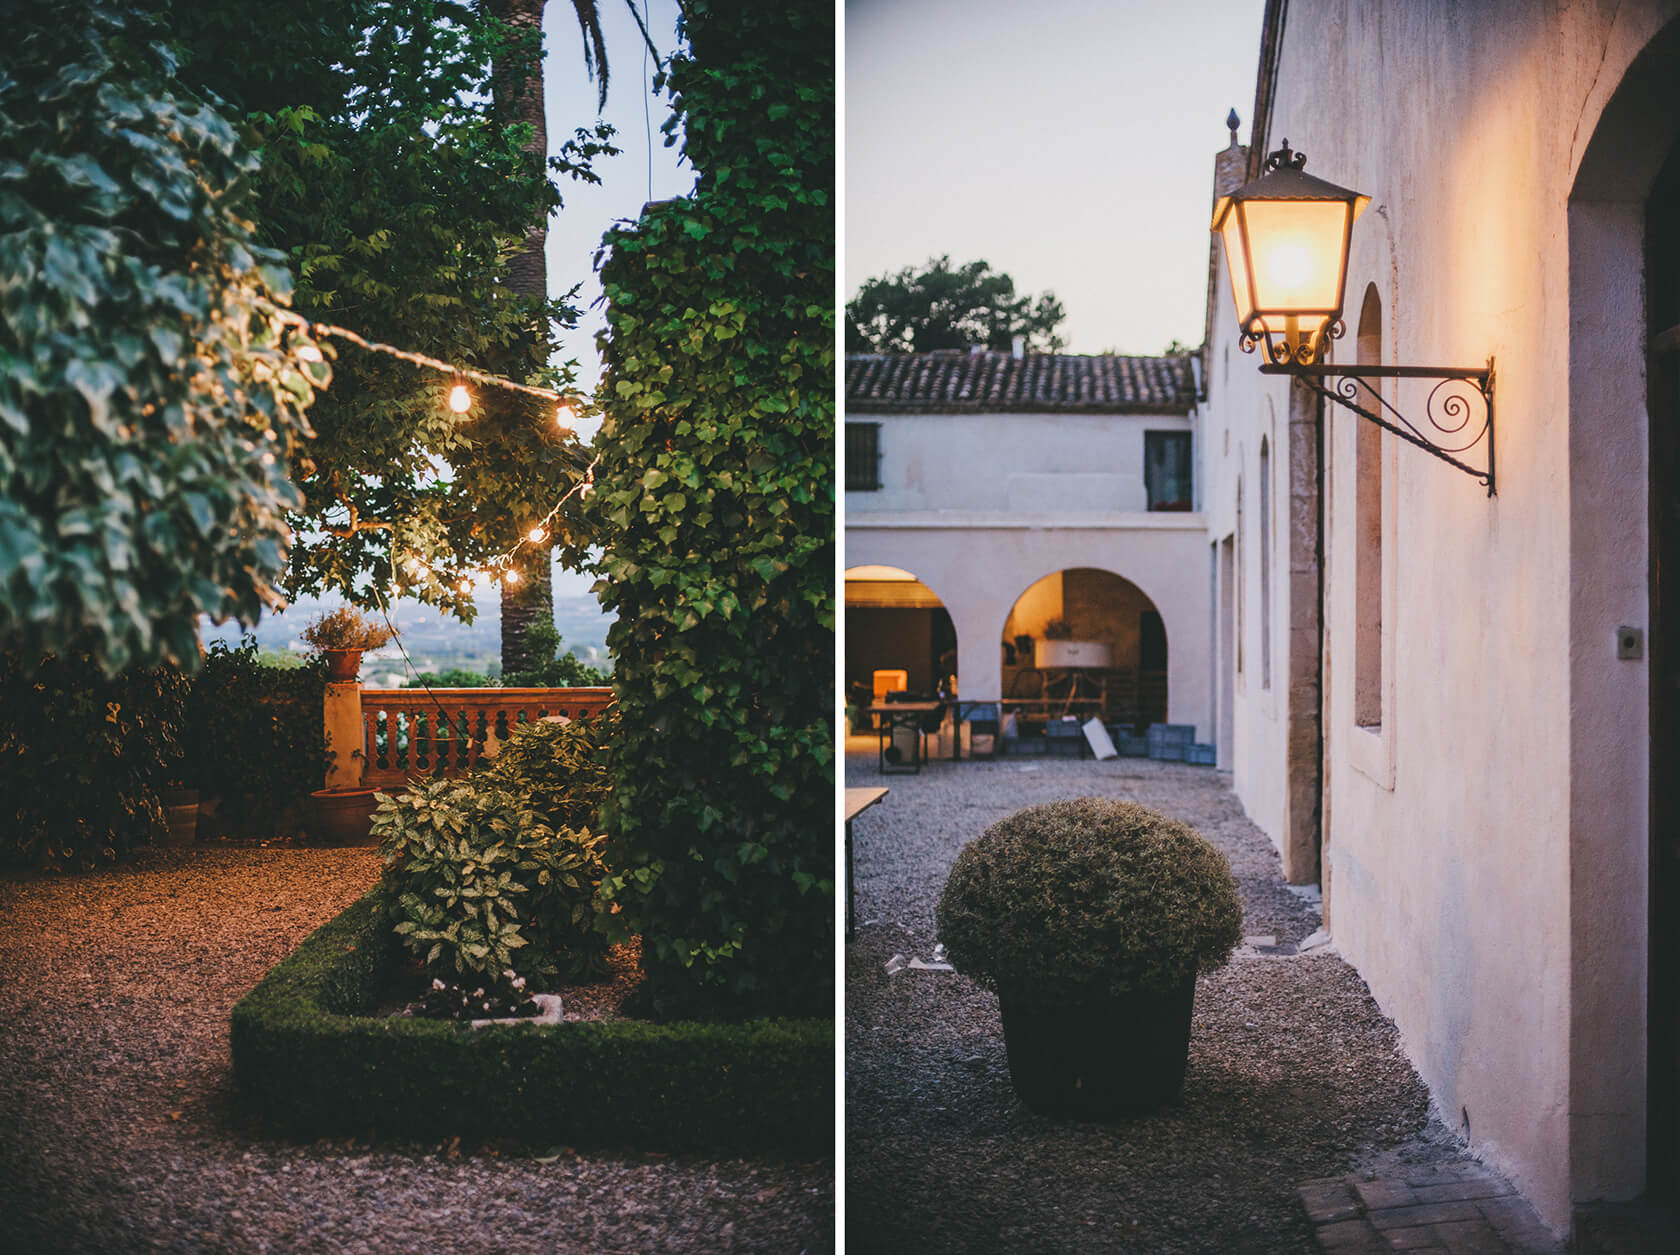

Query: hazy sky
<box><xmin>846</xmin><ymin>0</ymin><xmax>1266</xmax><ymax>356</ymax></box>
<box><xmin>542</xmin><ymin>0</ymin><xmax>694</xmax><ymax>437</ymax></box>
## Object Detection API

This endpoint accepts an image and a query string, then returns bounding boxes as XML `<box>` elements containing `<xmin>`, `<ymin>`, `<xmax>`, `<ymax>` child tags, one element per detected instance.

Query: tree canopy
<box><xmin>0</xmin><ymin>6</ymin><xmax>326</xmax><ymax>674</ymax></box>
<box><xmin>846</xmin><ymin>255</ymin><xmax>1067</xmax><ymax>354</ymax></box>
<box><xmin>161</xmin><ymin>0</ymin><xmax>612</xmax><ymax>620</ymax></box>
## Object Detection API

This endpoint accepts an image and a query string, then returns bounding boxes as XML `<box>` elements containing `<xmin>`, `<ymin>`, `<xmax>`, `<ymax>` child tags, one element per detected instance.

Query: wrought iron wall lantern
<box><xmin>1212</xmin><ymin>141</ymin><xmax>1495</xmax><ymax>496</ymax></box>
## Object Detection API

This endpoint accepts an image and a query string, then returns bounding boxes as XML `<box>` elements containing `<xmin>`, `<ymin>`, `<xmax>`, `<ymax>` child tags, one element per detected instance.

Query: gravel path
<box><xmin>0</xmin><ymin>845</ymin><xmax>833</xmax><ymax>1254</ymax></box>
<box><xmin>845</xmin><ymin>747</ymin><xmax>1462</xmax><ymax>1254</ymax></box>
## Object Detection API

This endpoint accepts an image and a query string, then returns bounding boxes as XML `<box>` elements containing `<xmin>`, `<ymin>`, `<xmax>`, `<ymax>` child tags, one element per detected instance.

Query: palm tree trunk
<box><xmin>488</xmin><ymin>0</ymin><xmax>555</xmax><ymax>676</ymax></box>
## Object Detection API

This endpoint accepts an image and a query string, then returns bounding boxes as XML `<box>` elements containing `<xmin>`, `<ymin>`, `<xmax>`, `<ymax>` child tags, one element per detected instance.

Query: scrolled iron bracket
<box><xmin>1259</xmin><ymin>359</ymin><xmax>1496</xmax><ymax>496</ymax></box>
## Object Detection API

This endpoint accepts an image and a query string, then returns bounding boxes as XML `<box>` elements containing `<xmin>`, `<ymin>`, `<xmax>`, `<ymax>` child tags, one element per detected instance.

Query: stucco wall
<box><xmin>1200</xmin><ymin>0</ymin><xmax>1680</xmax><ymax>1230</ymax></box>
<box><xmin>850</xmin><ymin>410</ymin><xmax>1193</xmax><ymax>515</ymax></box>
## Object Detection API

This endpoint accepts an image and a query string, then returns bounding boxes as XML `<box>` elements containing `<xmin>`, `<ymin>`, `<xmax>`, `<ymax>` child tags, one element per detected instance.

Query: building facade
<box><xmin>845</xmin><ymin>349</ymin><xmax>1212</xmax><ymax>741</ymax></box>
<box><xmin>1200</xmin><ymin>0</ymin><xmax>1680</xmax><ymax>1231</ymax></box>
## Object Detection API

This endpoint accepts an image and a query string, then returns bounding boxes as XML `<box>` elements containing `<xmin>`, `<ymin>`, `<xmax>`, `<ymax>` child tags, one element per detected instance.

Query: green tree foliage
<box><xmin>0</xmin><ymin>6</ymin><xmax>328</xmax><ymax>675</ymax></box>
<box><xmin>574</xmin><ymin>0</ymin><xmax>833</xmax><ymax>1018</ymax></box>
<box><xmin>162</xmin><ymin>1</ymin><xmax>610</xmax><ymax>618</ymax></box>
<box><xmin>845</xmin><ymin>255</ymin><xmax>1067</xmax><ymax>354</ymax></box>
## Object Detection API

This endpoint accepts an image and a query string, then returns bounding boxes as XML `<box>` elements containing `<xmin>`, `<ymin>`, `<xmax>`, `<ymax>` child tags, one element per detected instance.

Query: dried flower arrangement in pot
<box><xmin>936</xmin><ymin>796</ymin><xmax>1243</xmax><ymax>1118</ymax></box>
<box><xmin>301</xmin><ymin>607</ymin><xmax>395</xmax><ymax>681</ymax></box>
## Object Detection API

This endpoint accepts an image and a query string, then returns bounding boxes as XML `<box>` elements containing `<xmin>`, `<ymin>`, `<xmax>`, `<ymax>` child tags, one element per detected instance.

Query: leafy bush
<box><xmin>501</xmin><ymin>619</ymin><xmax>609</xmax><ymax>686</ymax></box>
<box><xmin>375</xmin><ymin>776</ymin><xmax>610</xmax><ymax>988</ymax></box>
<box><xmin>184</xmin><ymin>637</ymin><xmax>328</xmax><ymax>833</ymax></box>
<box><xmin>0</xmin><ymin>651</ymin><xmax>188</xmax><ymax>869</ymax></box>
<box><xmin>229</xmin><ymin>890</ymin><xmax>833</xmax><ymax>1153</ymax></box>
<box><xmin>937</xmin><ymin>797</ymin><xmax>1243</xmax><ymax>1002</ymax></box>
<box><xmin>404</xmin><ymin>668</ymin><xmax>497</xmax><ymax>688</ymax></box>
<box><xmin>482</xmin><ymin>709</ymin><xmax>615</xmax><ymax>836</ymax></box>
<box><xmin>575</xmin><ymin>0</ymin><xmax>834</xmax><ymax>1018</ymax></box>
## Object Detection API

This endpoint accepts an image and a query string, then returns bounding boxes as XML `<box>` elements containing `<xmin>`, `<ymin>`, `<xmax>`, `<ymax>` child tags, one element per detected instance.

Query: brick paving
<box><xmin>1298</xmin><ymin>1161</ymin><xmax>1561</xmax><ymax>1254</ymax></box>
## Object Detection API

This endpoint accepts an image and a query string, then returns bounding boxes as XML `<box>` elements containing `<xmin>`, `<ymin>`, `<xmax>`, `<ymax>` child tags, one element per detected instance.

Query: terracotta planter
<box><xmin>161</xmin><ymin>788</ymin><xmax>200</xmax><ymax>847</ymax></box>
<box><xmin>998</xmin><ymin>974</ymin><xmax>1198</xmax><ymax>1119</ymax></box>
<box><xmin>323</xmin><ymin>649</ymin><xmax>363</xmax><ymax>682</ymax></box>
<box><xmin>309</xmin><ymin>787</ymin><xmax>381</xmax><ymax>845</ymax></box>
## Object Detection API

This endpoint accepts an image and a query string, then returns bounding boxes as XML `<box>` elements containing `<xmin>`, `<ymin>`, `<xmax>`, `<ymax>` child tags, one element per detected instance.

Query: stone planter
<box><xmin>322</xmin><ymin>649</ymin><xmax>363</xmax><ymax>682</ymax></box>
<box><xmin>998</xmin><ymin>974</ymin><xmax>1198</xmax><ymax>1119</ymax></box>
<box><xmin>309</xmin><ymin>787</ymin><xmax>381</xmax><ymax>845</ymax></box>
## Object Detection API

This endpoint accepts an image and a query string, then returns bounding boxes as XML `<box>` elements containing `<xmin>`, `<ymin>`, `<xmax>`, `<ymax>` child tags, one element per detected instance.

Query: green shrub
<box><xmin>482</xmin><ymin>709</ymin><xmax>615</xmax><ymax>835</ymax></box>
<box><xmin>404</xmin><ymin>668</ymin><xmax>497</xmax><ymax>688</ymax></box>
<box><xmin>502</xmin><ymin>619</ymin><xmax>609</xmax><ymax>687</ymax></box>
<box><xmin>0</xmin><ymin>650</ymin><xmax>188</xmax><ymax>869</ymax></box>
<box><xmin>375</xmin><ymin>776</ymin><xmax>610</xmax><ymax>988</ymax></box>
<box><xmin>184</xmin><ymin>637</ymin><xmax>328</xmax><ymax>833</ymax></box>
<box><xmin>937</xmin><ymin>797</ymin><xmax>1244</xmax><ymax>1003</ymax></box>
<box><xmin>229</xmin><ymin>890</ymin><xmax>833</xmax><ymax>1153</ymax></box>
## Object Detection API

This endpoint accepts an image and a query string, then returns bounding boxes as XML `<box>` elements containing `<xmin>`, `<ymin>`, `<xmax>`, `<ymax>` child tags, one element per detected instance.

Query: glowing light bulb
<box><xmin>458</xmin><ymin>577</ymin><xmax>472</xmax><ymax>594</ymax></box>
<box><xmin>296</xmin><ymin>344</ymin><xmax>324</xmax><ymax>363</ymax></box>
<box><xmin>503</xmin><ymin>569</ymin><xmax>521</xmax><ymax>586</ymax></box>
<box><xmin>527</xmin><ymin>526</ymin><xmax>546</xmax><ymax>543</ymax></box>
<box><xmin>555</xmin><ymin>400</ymin><xmax>576</xmax><ymax>429</ymax></box>
<box><xmin>448</xmin><ymin>384</ymin><xmax>472</xmax><ymax>414</ymax></box>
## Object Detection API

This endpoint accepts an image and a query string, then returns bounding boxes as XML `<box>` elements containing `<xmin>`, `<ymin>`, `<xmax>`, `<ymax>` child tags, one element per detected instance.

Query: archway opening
<box><xmin>844</xmin><ymin>565</ymin><xmax>957</xmax><ymax>721</ymax></box>
<box><xmin>999</xmin><ymin>567</ymin><xmax>1166</xmax><ymax>735</ymax></box>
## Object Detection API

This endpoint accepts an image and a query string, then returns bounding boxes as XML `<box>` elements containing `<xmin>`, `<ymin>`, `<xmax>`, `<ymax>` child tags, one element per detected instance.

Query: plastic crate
<box><xmin>1184</xmin><ymin>743</ymin><xmax>1218</xmax><ymax>766</ymax></box>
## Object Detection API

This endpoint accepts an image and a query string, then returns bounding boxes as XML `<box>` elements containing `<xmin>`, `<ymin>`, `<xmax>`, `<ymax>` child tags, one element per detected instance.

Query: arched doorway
<box><xmin>1568</xmin><ymin>13</ymin><xmax>1680</xmax><ymax>1204</ymax></box>
<box><xmin>843</xmin><ymin>564</ymin><xmax>957</xmax><ymax>714</ymax></box>
<box><xmin>999</xmin><ymin>567</ymin><xmax>1166</xmax><ymax>731</ymax></box>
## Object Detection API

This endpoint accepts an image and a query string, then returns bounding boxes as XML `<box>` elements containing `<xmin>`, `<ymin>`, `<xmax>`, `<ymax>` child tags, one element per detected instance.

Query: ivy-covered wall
<box><xmin>586</xmin><ymin>0</ymin><xmax>834</xmax><ymax>1017</ymax></box>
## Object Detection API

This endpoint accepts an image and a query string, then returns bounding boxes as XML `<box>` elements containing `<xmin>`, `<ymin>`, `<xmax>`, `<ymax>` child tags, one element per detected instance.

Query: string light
<box><xmin>527</xmin><ymin>526</ymin><xmax>546</xmax><ymax>543</ymax></box>
<box><xmin>448</xmin><ymin>383</ymin><xmax>472</xmax><ymax>414</ymax></box>
<box><xmin>503</xmin><ymin>569</ymin><xmax>521</xmax><ymax>586</ymax></box>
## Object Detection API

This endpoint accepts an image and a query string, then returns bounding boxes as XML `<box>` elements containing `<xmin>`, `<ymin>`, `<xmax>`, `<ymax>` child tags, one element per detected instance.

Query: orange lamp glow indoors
<box><xmin>1211</xmin><ymin>140</ymin><xmax>1369</xmax><ymax>365</ymax></box>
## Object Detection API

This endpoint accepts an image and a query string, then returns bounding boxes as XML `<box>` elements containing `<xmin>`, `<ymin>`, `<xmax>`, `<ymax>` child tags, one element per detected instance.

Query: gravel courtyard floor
<box><xmin>0</xmin><ymin>845</ymin><xmax>832</xmax><ymax>1255</ymax></box>
<box><xmin>845</xmin><ymin>745</ymin><xmax>1467</xmax><ymax>1254</ymax></box>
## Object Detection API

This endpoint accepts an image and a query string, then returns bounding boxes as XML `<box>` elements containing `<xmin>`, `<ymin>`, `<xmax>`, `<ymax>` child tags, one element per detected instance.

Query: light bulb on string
<box><xmin>458</xmin><ymin>577</ymin><xmax>472</xmax><ymax>594</ymax></box>
<box><xmin>527</xmin><ymin>526</ymin><xmax>546</xmax><ymax>543</ymax></box>
<box><xmin>448</xmin><ymin>382</ymin><xmax>472</xmax><ymax>414</ymax></box>
<box><xmin>556</xmin><ymin>399</ymin><xmax>577</xmax><ymax>431</ymax></box>
<box><xmin>503</xmin><ymin>569</ymin><xmax>521</xmax><ymax>586</ymax></box>
<box><xmin>296</xmin><ymin>344</ymin><xmax>324</xmax><ymax>363</ymax></box>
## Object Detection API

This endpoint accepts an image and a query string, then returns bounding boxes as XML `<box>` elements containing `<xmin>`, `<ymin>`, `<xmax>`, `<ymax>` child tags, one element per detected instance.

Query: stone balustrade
<box><xmin>357</xmin><ymin>686</ymin><xmax>614</xmax><ymax>790</ymax></box>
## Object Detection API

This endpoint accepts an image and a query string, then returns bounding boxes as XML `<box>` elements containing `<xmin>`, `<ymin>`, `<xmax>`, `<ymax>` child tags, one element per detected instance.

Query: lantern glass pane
<box><xmin>1241</xmin><ymin>199</ymin><xmax>1350</xmax><ymax>314</ymax></box>
<box><xmin>1220</xmin><ymin>211</ymin><xmax>1255</xmax><ymax>325</ymax></box>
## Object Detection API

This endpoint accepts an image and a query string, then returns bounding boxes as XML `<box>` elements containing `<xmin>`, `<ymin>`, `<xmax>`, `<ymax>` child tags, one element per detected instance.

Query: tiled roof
<box><xmin>846</xmin><ymin>351</ymin><xmax>1198</xmax><ymax>414</ymax></box>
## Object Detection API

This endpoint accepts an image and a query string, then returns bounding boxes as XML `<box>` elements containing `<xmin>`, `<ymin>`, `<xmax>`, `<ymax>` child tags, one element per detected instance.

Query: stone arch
<box><xmin>842</xmin><ymin>564</ymin><xmax>957</xmax><ymax>704</ymax></box>
<box><xmin>998</xmin><ymin>567</ymin><xmax>1169</xmax><ymax>730</ymax></box>
<box><xmin>1566</xmin><ymin>11</ymin><xmax>1680</xmax><ymax>1204</ymax></box>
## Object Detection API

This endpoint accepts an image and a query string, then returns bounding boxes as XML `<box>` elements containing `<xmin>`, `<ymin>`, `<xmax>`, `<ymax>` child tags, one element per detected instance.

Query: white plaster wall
<box><xmin>849</xmin><ymin>410</ymin><xmax>1192</xmax><ymax>516</ymax></box>
<box><xmin>845</xmin><ymin>517</ymin><xmax>1212</xmax><ymax>742</ymax></box>
<box><xmin>1197</xmin><ymin>0</ymin><xmax>1680</xmax><ymax>1229</ymax></box>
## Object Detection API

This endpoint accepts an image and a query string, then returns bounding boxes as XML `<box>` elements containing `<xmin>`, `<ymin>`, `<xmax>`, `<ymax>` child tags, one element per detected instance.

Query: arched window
<box><xmin>1355</xmin><ymin>284</ymin><xmax>1384</xmax><ymax>727</ymax></box>
<box><xmin>1259</xmin><ymin>436</ymin><xmax>1272</xmax><ymax>690</ymax></box>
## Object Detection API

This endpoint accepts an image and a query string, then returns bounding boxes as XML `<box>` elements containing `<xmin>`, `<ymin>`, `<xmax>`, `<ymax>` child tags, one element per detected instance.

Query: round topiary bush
<box><xmin>937</xmin><ymin>796</ymin><xmax>1243</xmax><ymax>1003</ymax></box>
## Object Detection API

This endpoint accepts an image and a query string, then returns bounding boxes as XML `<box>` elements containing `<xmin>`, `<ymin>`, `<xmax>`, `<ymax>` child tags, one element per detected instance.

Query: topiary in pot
<box><xmin>936</xmin><ymin>796</ymin><xmax>1243</xmax><ymax>1119</ymax></box>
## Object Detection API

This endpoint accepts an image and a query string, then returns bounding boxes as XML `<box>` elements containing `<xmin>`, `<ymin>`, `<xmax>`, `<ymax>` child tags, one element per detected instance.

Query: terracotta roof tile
<box><xmin>845</xmin><ymin>351</ymin><xmax>1197</xmax><ymax>414</ymax></box>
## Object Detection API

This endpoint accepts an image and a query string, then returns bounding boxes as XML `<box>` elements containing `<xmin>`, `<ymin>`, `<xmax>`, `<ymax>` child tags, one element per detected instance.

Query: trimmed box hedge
<box><xmin>230</xmin><ymin>891</ymin><xmax>833</xmax><ymax>1154</ymax></box>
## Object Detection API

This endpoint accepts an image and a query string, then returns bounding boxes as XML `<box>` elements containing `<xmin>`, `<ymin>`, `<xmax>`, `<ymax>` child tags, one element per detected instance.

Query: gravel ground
<box><xmin>845</xmin><ymin>747</ymin><xmax>1463</xmax><ymax>1254</ymax></box>
<box><xmin>0</xmin><ymin>845</ymin><xmax>832</xmax><ymax>1254</ymax></box>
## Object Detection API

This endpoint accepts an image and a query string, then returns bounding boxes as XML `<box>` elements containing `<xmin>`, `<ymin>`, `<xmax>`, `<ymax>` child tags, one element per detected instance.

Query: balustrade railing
<box><xmin>360</xmin><ymin>687</ymin><xmax>614</xmax><ymax>790</ymax></box>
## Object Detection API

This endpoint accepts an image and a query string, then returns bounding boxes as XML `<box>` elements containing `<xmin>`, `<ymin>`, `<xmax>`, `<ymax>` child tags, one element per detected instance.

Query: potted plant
<box><xmin>936</xmin><ymin>796</ymin><xmax>1242</xmax><ymax>1118</ymax></box>
<box><xmin>301</xmin><ymin>607</ymin><xmax>395</xmax><ymax>682</ymax></box>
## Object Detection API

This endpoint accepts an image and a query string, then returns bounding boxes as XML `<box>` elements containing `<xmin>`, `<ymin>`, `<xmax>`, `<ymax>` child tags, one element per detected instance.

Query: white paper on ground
<box><xmin>1082</xmin><ymin>717</ymin><xmax>1118</xmax><ymax>760</ymax></box>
